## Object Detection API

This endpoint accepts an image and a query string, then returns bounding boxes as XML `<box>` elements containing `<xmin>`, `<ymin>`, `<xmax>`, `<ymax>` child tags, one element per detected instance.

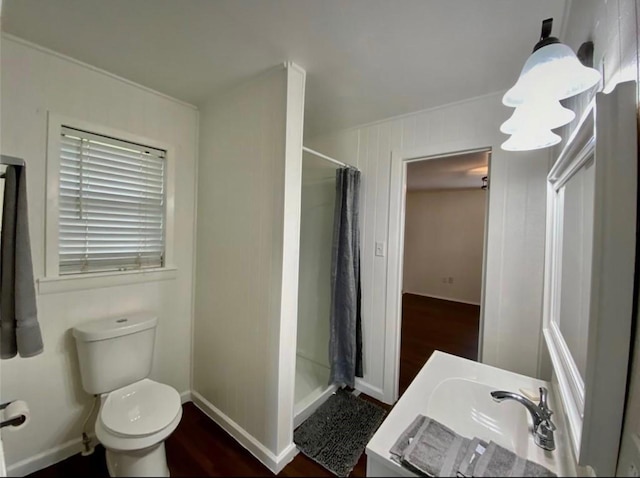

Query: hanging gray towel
<box><xmin>329</xmin><ymin>167</ymin><xmax>363</xmax><ymax>387</ymax></box>
<box><xmin>1</xmin><ymin>165</ymin><xmax>43</xmax><ymax>359</ymax></box>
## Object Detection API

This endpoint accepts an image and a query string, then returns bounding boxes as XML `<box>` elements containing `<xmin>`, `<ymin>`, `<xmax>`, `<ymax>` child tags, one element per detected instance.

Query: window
<box><xmin>58</xmin><ymin>126</ymin><xmax>166</xmax><ymax>275</ymax></box>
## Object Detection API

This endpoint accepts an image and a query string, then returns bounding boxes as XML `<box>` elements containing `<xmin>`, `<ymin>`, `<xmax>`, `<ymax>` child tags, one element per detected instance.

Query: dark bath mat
<box><xmin>293</xmin><ymin>389</ymin><xmax>387</xmax><ymax>477</ymax></box>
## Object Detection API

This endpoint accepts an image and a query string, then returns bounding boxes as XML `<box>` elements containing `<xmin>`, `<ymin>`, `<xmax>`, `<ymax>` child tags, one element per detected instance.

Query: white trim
<box><xmin>191</xmin><ymin>391</ymin><xmax>298</xmax><ymax>474</ymax></box>
<box><xmin>542</xmin><ymin>81</ymin><xmax>637</xmax><ymax>476</ymax></box>
<box><xmin>188</xmin><ymin>110</ymin><xmax>200</xmax><ymax>400</ymax></box>
<box><xmin>315</xmin><ymin>90</ymin><xmax>506</xmax><ymax>139</ymax></box>
<box><xmin>179</xmin><ymin>390</ymin><xmax>192</xmax><ymax>404</ymax></box>
<box><xmin>5</xmin><ymin>392</ymin><xmax>190</xmax><ymax>477</ymax></box>
<box><xmin>38</xmin><ymin>267</ymin><xmax>177</xmax><ymax>294</ymax></box>
<box><xmin>355</xmin><ymin>379</ymin><xmax>385</xmax><ymax>402</ymax></box>
<box><xmin>6</xmin><ymin>434</ymin><xmax>95</xmax><ymax>477</ymax></box>
<box><xmin>2</xmin><ymin>33</ymin><xmax>197</xmax><ymax>111</ymax></box>
<box><xmin>44</xmin><ymin>112</ymin><xmax>177</xmax><ymax>288</ymax></box>
<box><xmin>384</xmin><ymin>145</ymin><xmax>491</xmax><ymax>404</ymax></box>
<box><xmin>402</xmin><ymin>290</ymin><xmax>481</xmax><ymax>307</ymax></box>
<box><xmin>274</xmin><ymin>62</ymin><xmax>306</xmax><ymax>456</ymax></box>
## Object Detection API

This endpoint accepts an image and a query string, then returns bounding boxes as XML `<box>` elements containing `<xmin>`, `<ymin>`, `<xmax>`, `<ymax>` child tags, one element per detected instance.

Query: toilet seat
<box><xmin>96</xmin><ymin>379</ymin><xmax>182</xmax><ymax>452</ymax></box>
<box><xmin>101</xmin><ymin>379</ymin><xmax>181</xmax><ymax>438</ymax></box>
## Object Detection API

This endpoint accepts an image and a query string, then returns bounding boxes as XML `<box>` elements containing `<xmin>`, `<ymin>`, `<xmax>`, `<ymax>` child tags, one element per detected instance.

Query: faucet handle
<box><xmin>538</xmin><ymin>387</ymin><xmax>550</xmax><ymax>410</ymax></box>
<box><xmin>538</xmin><ymin>387</ymin><xmax>555</xmax><ymax>423</ymax></box>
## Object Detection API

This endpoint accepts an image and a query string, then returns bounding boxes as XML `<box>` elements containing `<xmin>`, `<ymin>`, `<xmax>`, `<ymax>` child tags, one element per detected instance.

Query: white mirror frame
<box><xmin>542</xmin><ymin>81</ymin><xmax>637</xmax><ymax>476</ymax></box>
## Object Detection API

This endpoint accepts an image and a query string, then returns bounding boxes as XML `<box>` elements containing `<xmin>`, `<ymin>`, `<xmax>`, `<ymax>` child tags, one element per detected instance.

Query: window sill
<box><xmin>37</xmin><ymin>267</ymin><xmax>178</xmax><ymax>295</ymax></box>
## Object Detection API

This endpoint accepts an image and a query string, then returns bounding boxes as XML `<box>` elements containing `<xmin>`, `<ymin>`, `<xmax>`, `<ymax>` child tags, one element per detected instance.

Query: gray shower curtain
<box><xmin>329</xmin><ymin>167</ymin><xmax>363</xmax><ymax>387</ymax></box>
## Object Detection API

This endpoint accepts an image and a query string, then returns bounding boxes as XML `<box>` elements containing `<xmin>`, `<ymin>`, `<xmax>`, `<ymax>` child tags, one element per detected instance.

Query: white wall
<box><xmin>553</xmin><ymin>1</ymin><xmax>640</xmax><ymax>475</ymax></box>
<box><xmin>297</xmin><ymin>152</ymin><xmax>336</xmax><ymax>368</ymax></box>
<box><xmin>309</xmin><ymin>90</ymin><xmax>550</xmax><ymax>401</ymax></box>
<box><xmin>403</xmin><ymin>189</ymin><xmax>486</xmax><ymax>305</ymax></box>
<box><xmin>192</xmin><ymin>63</ymin><xmax>305</xmax><ymax>472</ymax></box>
<box><xmin>0</xmin><ymin>36</ymin><xmax>198</xmax><ymax>473</ymax></box>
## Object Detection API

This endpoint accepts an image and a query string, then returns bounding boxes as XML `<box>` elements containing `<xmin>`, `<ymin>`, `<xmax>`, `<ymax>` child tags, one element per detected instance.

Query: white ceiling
<box><xmin>2</xmin><ymin>0</ymin><xmax>567</xmax><ymax>137</ymax></box>
<box><xmin>407</xmin><ymin>151</ymin><xmax>490</xmax><ymax>191</ymax></box>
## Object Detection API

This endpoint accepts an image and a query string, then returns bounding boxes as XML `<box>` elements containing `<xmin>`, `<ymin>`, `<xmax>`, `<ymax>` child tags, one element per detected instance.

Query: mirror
<box><xmin>557</xmin><ymin>158</ymin><xmax>594</xmax><ymax>382</ymax></box>
<box><xmin>542</xmin><ymin>81</ymin><xmax>636</xmax><ymax>476</ymax></box>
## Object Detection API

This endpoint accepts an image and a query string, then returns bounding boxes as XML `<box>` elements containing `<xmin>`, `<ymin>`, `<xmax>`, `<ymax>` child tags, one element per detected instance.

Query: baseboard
<box><xmin>6</xmin><ymin>433</ymin><xmax>95</xmax><ymax>477</ymax></box>
<box><xmin>403</xmin><ymin>290</ymin><xmax>481</xmax><ymax>306</ymax></box>
<box><xmin>180</xmin><ymin>390</ymin><xmax>192</xmax><ymax>404</ymax></box>
<box><xmin>191</xmin><ymin>391</ymin><xmax>298</xmax><ymax>474</ymax></box>
<box><xmin>355</xmin><ymin>379</ymin><xmax>385</xmax><ymax>402</ymax></box>
<box><xmin>8</xmin><ymin>390</ymin><xmax>192</xmax><ymax>477</ymax></box>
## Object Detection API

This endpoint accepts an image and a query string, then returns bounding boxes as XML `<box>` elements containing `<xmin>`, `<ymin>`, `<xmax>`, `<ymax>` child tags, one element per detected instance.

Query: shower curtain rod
<box><xmin>302</xmin><ymin>146</ymin><xmax>354</xmax><ymax>169</ymax></box>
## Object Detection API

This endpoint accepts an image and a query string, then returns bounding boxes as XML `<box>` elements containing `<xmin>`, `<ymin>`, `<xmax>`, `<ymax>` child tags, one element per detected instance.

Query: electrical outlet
<box><xmin>375</xmin><ymin>241</ymin><xmax>385</xmax><ymax>257</ymax></box>
<box><xmin>629</xmin><ymin>462</ymin><xmax>639</xmax><ymax>477</ymax></box>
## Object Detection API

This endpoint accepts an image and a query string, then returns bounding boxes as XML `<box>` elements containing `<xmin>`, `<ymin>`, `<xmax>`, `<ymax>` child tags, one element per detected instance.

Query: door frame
<box><xmin>383</xmin><ymin>145</ymin><xmax>492</xmax><ymax>403</ymax></box>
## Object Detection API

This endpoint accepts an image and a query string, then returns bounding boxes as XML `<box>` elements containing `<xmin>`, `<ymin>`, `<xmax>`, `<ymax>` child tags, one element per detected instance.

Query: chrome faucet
<box><xmin>490</xmin><ymin>386</ymin><xmax>556</xmax><ymax>451</ymax></box>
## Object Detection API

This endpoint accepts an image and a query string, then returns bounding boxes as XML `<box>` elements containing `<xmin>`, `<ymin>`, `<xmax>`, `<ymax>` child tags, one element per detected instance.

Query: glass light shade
<box><xmin>500</xmin><ymin>100</ymin><xmax>575</xmax><ymax>134</ymax></box>
<box><xmin>503</xmin><ymin>43</ymin><xmax>601</xmax><ymax>106</ymax></box>
<box><xmin>501</xmin><ymin>129</ymin><xmax>561</xmax><ymax>151</ymax></box>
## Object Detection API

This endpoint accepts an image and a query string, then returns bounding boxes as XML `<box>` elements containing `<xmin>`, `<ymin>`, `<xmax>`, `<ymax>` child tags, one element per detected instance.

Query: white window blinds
<box><xmin>59</xmin><ymin>126</ymin><xmax>166</xmax><ymax>275</ymax></box>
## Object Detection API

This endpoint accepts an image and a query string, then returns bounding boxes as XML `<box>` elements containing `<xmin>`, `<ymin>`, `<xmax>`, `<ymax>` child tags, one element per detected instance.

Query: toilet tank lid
<box><xmin>73</xmin><ymin>313</ymin><xmax>158</xmax><ymax>342</ymax></box>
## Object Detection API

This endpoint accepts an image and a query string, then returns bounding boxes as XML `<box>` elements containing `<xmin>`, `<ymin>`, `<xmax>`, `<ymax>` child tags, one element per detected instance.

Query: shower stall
<box><xmin>294</xmin><ymin>147</ymin><xmax>344</xmax><ymax>427</ymax></box>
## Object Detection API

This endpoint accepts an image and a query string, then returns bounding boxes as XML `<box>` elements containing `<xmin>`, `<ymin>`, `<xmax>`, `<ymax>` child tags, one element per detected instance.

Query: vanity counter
<box><xmin>365</xmin><ymin>352</ymin><xmax>576</xmax><ymax>477</ymax></box>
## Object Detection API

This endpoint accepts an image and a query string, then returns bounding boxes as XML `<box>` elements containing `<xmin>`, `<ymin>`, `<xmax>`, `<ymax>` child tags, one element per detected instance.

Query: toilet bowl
<box><xmin>95</xmin><ymin>379</ymin><xmax>182</xmax><ymax>477</ymax></box>
<box><xmin>72</xmin><ymin>313</ymin><xmax>182</xmax><ymax>477</ymax></box>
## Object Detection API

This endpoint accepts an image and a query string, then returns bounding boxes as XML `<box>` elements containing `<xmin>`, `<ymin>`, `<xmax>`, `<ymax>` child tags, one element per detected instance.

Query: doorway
<box><xmin>398</xmin><ymin>150</ymin><xmax>490</xmax><ymax>396</ymax></box>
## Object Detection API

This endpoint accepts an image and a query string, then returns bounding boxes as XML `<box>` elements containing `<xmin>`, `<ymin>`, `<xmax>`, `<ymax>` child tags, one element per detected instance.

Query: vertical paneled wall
<box><xmin>0</xmin><ymin>36</ymin><xmax>198</xmax><ymax>473</ymax></box>
<box><xmin>193</xmin><ymin>63</ymin><xmax>305</xmax><ymax>468</ymax></box>
<box><xmin>194</xmin><ymin>66</ymin><xmax>287</xmax><ymax>453</ymax></box>
<box><xmin>309</xmin><ymin>91</ymin><xmax>551</xmax><ymax>400</ymax></box>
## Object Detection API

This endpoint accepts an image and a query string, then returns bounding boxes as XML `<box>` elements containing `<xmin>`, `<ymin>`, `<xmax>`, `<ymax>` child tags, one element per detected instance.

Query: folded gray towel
<box><xmin>400</xmin><ymin>417</ymin><xmax>470</xmax><ymax>477</ymax></box>
<box><xmin>390</xmin><ymin>415</ymin><xmax>427</xmax><ymax>463</ymax></box>
<box><xmin>457</xmin><ymin>437</ymin><xmax>488</xmax><ymax>477</ymax></box>
<box><xmin>471</xmin><ymin>441</ymin><xmax>556</xmax><ymax>477</ymax></box>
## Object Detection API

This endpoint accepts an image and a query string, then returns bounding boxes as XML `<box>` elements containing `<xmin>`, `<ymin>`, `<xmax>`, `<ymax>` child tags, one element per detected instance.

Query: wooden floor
<box><xmin>399</xmin><ymin>293</ymin><xmax>480</xmax><ymax>396</ymax></box>
<box><xmin>28</xmin><ymin>293</ymin><xmax>476</xmax><ymax>477</ymax></box>
<box><xmin>29</xmin><ymin>395</ymin><xmax>391</xmax><ymax>478</ymax></box>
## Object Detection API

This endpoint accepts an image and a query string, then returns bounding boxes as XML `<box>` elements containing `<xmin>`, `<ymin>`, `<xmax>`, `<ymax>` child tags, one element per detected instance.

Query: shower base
<box><xmin>294</xmin><ymin>355</ymin><xmax>337</xmax><ymax>428</ymax></box>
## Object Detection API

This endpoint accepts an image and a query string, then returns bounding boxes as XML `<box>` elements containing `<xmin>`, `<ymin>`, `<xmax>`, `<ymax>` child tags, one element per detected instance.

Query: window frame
<box><xmin>41</xmin><ymin>112</ymin><xmax>177</xmax><ymax>293</ymax></box>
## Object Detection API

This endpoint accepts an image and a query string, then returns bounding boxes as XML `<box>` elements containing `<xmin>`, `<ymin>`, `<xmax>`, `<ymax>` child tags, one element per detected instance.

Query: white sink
<box><xmin>426</xmin><ymin>377</ymin><xmax>531</xmax><ymax>456</ymax></box>
<box><xmin>366</xmin><ymin>352</ymin><xmax>576</xmax><ymax>477</ymax></box>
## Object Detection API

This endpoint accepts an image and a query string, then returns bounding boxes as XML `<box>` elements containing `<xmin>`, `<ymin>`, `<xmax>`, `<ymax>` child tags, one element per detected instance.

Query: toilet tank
<box><xmin>72</xmin><ymin>313</ymin><xmax>158</xmax><ymax>395</ymax></box>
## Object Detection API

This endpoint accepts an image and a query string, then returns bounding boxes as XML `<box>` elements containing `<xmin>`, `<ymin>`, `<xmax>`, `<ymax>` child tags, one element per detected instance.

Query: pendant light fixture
<box><xmin>501</xmin><ymin>129</ymin><xmax>561</xmax><ymax>151</ymax></box>
<box><xmin>503</xmin><ymin>18</ymin><xmax>601</xmax><ymax>107</ymax></box>
<box><xmin>500</xmin><ymin>18</ymin><xmax>601</xmax><ymax>151</ymax></box>
<box><xmin>500</xmin><ymin>99</ymin><xmax>575</xmax><ymax>134</ymax></box>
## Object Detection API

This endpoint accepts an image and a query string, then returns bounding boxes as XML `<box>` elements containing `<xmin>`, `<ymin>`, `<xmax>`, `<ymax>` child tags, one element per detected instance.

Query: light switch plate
<box><xmin>375</xmin><ymin>241</ymin><xmax>385</xmax><ymax>257</ymax></box>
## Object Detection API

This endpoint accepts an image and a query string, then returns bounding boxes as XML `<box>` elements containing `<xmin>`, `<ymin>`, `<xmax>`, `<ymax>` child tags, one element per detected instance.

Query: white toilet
<box><xmin>73</xmin><ymin>313</ymin><xmax>182</xmax><ymax>477</ymax></box>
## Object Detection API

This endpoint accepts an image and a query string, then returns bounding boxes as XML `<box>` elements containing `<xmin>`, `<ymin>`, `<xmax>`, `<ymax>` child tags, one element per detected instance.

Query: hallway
<box><xmin>399</xmin><ymin>294</ymin><xmax>480</xmax><ymax>396</ymax></box>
